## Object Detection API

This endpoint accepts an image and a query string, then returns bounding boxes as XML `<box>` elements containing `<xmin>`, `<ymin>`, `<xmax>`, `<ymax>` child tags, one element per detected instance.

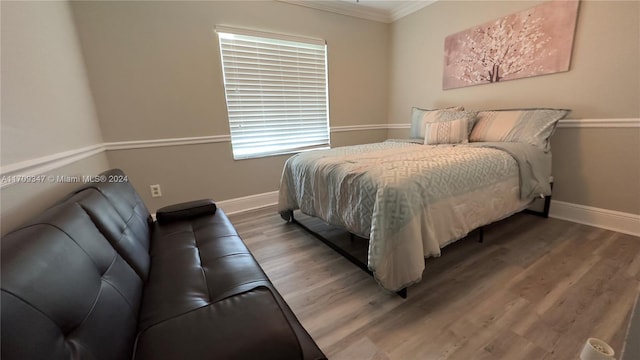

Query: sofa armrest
<box><xmin>156</xmin><ymin>199</ymin><xmax>217</xmax><ymax>224</ymax></box>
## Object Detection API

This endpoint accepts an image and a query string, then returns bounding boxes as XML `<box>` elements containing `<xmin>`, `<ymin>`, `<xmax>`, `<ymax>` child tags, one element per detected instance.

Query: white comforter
<box><xmin>278</xmin><ymin>141</ymin><xmax>549</xmax><ymax>291</ymax></box>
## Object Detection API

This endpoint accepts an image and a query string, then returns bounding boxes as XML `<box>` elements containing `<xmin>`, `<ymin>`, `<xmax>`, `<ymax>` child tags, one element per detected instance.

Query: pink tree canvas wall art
<box><xmin>443</xmin><ymin>0</ymin><xmax>580</xmax><ymax>90</ymax></box>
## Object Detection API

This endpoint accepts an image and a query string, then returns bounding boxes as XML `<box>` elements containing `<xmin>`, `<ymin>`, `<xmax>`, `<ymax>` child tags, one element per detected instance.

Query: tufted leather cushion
<box><xmin>1</xmin><ymin>198</ymin><xmax>142</xmax><ymax>360</ymax></box>
<box><xmin>135</xmin><ymin>210</ymin><xmax>324</xmax><ymax>360</ymax></box>
<box><xmin>135</xmin><ymin>286</ymin><xmax>303</xmax><ymax>360</ymax></box>
<box><xmin>1</xmin><ymin>169</ymin><xmax>325</xmax><ymax>360</ymax></box>
<box><xmin>70</xmin><ymin>169</ymin><xmax>153</xmax><ymax>280</ymax></box>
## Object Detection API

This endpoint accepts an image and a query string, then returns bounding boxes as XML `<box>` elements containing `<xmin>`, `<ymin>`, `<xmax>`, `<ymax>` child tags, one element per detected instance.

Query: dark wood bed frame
<box><xmin>282</xmin><ymin>187</ymin><xmax>552</xmax><ymax>299</ymax></box>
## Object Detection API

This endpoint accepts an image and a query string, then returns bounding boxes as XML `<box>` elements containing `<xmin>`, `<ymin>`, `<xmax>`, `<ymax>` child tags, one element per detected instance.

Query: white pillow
<box><xmin>423</xmin><ymin>117</ymin><xmax>470</xmax><ymax>145</ymax></box>
<box><xmin>410</xmin><ymin>106</ymin><xmax>464</xmax><ymax>139</ymax></box>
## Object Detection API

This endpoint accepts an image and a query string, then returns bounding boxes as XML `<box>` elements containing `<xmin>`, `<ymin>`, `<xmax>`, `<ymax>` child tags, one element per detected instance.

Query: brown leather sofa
<box><xmin>1</xmin><ymin>169</ymin><xmax>326</xmax><ymax>360</ymax></box>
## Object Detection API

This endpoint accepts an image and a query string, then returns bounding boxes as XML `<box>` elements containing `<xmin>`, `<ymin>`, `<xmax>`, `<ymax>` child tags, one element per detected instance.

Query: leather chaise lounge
<box><xmin>1</xmin><ymin>169</ymin><xmax>326</xmax><ymax>360</ymax></box>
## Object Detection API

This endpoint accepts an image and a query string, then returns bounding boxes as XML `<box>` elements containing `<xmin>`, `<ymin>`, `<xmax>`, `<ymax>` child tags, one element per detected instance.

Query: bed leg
<box><xmin>289</xmin><ymin>212</ymin><xmax>408</xmax><ymax>299</ymax></box>
<box><xmin>543</xmin><ymin>182</ymin><xmax>554</xmax><ymax>218</ymax></box>
<box><xmin>478</xmin><ymin>227</ymin><xmax>484</xmax><ymax>243</ymax></box>
<box><xmin>396</xmin><ymin>288</ymin><xmax>407</xmax><ymax>299</ymax></box>
<box><xmin>524</xmin><ymin>182</ymin><xmax>553</xmax><ymax>218</ymax></box>
<box><xmin>542</xmin><ymin>194</ymin><xmax>551</xmax><ymax>218</ymax></box>
<box><xmin>280</xmin><ymin>210</ymin><xmax>295</xmax><ymax>223</ymax></box>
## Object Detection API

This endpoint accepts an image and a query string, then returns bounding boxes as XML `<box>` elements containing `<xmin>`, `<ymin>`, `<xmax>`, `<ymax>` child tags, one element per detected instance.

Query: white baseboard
<box><xmin>216</xmin><ymin>191</ymin><xmax>279</xmax><ymax>216</ymax></box>
<box><xmin>212</xmin><ymin>192</ymin><xmax>640</xmax><ymax>237</ymax></box>
<box><xmin>550</xmin><ymin>200</ymin><xmax>640</xmax><ymax>237</ymax></box>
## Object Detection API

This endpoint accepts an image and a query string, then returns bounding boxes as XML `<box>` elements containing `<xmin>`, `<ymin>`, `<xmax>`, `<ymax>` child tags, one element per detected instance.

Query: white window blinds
<box><xmin>216</xmin><ymin>26</ymin><xmax>330</xmax><ymax>159</ymax></box>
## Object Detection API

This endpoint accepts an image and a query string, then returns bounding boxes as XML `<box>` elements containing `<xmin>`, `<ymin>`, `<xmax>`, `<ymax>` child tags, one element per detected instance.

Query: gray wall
<box><xmin>387</xmin><ymin>0</ymin><xmax>640</xmax><ymax>214</ymax></box>
<box><xmin>70</xmin><ymin>0</ymin><xmax>390</xmax><ymax>212</ymax></box>
<box><xmin>1</xmin><ymin>1</ymin><xmax>109</xmax><ymax>234</ymax></box>
<box><xmin>2</xmin><ymin>0</ymin><xmax>638</xmax><ymax>235</ymax></box>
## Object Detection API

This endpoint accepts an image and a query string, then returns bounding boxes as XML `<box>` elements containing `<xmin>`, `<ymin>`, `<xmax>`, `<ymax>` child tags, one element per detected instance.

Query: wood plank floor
<box><xmin>229</xmin><ymin>207</ymin><xmax>640</xmax><ymax>360</ymax></box>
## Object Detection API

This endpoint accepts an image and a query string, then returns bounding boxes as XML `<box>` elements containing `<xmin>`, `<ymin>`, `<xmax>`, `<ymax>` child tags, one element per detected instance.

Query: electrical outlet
<box><xmin>150</xmin><ymin>184</ymin><xmax>162</xmax><ymax>198</ymax></box>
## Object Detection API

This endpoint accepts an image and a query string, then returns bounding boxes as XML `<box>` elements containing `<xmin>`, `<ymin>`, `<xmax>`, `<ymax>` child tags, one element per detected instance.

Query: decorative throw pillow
<box><xmin>410</xmin><ymin>106</ymin><xmax>477</xmax><ymax>139</ymax></box>
<box><xmin>423</xmin><ymin>117</ymin><xmax>470</xmax><ymax>145</ymax></box>
<box><xmin>469</xmin><ymin>108</ymin><xmax>570</xmax><ymax>151</ymax></box>
<box><xmin>410</xmin><ymin>106</ymin><xmax>464</xmax><ymax>138</ymax></box>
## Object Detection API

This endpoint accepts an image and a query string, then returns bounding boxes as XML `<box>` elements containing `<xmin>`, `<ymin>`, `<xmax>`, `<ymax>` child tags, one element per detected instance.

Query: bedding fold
<box><xmin>468</xmin><ymin>142</ymin><xmax>552</xmax><ymax>199</ymax></box>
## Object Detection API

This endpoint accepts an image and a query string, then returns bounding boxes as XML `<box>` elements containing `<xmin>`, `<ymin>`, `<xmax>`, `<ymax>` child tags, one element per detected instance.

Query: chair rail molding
<box><xmin>556</xmin><ymin>118</ymin><xmax>640</xmax><ymax>128</ymax></box>
<box><xmin>0</xmin><ymin>144</ymin><xmax>105</xmax><ymax>189</ymax></box>
<box><xmin>2</xmin><ymin>118</ymin><xmax>637</xmax><ymax>189</ymax></box>
<box><xmin>105</xmin><ymin>135</ymin><xmax>231</xmax><ymax>150</ymax></box>
<box><xmin>389</xmin><ymin>118</ymin><xmax>640</xmax><ymax>129</ymax></box>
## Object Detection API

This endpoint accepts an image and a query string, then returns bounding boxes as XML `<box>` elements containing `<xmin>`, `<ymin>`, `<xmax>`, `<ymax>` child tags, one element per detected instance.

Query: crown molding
<box><xmin>389</xmin><ymin>1</ymin><xmax>437</xmax><ymax>22</ymax></box>
<box><xmin>278</xmin><ymin>0</ymin><xmax>390</xmax><ymax>23</ymax></box>
<box><xmin>276</xmin><ymin>0</ymin><xmax>435</xmax><ymax>23</ymax></box>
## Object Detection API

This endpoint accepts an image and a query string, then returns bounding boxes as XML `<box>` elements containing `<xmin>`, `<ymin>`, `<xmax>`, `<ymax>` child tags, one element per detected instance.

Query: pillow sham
<box><xmin>423</xmin><ymin>117</ymin><xmax>470</xmax><ymax>145</ymax></box>
<box><xmin>410</xmin><ymin>106</ymin><xmax>477</xmax><ymax>139</ymax></box>
<box><xmin>410</xmin><ymin>106</ymin><xmax>463</xmax><ymax>138</ymax></box>
<box><xmin>469</xmin><ymin>108</ymin><xmax>570</xmax><ymax>151</ymax></box>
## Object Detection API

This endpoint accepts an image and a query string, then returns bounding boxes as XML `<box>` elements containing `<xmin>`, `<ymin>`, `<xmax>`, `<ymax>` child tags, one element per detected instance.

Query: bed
<box><xmin>277</xmin><ymin>107</ymin><xmax>569</xmax><ymax>293</ymax></box>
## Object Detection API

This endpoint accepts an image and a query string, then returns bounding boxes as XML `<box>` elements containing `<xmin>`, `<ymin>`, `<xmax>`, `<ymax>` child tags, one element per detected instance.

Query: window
<box><xmin>216</xmin><ymin>26</ymin><xmax>330</xmax><ymax>159</ymax></box>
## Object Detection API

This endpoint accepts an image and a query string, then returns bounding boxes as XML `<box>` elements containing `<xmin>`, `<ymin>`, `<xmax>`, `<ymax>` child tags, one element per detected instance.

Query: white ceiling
<box><xmin>278</xmin><ymin>0</ymin><xmax>437</xmax><ymax>23</ymax></box>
